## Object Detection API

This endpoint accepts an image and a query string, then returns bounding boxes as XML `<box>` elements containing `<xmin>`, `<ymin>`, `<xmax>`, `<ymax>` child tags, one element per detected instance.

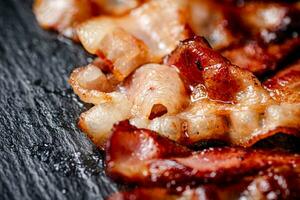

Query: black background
<box><xmin>0</xmin><ymin>0</ymin><xmax>118</xmax><ymax>199</ymax></box>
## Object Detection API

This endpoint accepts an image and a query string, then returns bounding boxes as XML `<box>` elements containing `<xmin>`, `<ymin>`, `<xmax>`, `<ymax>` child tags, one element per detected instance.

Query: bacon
<box><xmin>264</xmin><ymin>60</ymin><xmax>300</xmax><ymax>103</ymax></box>
<box><xmin>33</xmin><ymin>0</ymin><xmax>94</xmax><ymax>39</ymax></box>
<box><xmin>187</xmin><ymin>0</ymin><xmax>240</xmax><ymax>50</ymax></box>
<box><xmin>165</xmin><ymin>36</ymin><xmax>271</xmax><ymax>104</ymax></box>
<box><xmin>34</xmin><ymin>2</ymin><xmax>300</xmax><ymax>197</ymax></box>
<box><xmin>219</xmin><ymin>1</ymin><xmax>300</xmax><ymax>75</ymax></box>
<box><xmin>108</xmin><ymin>166</ymin><xmax>300</xmax><ymax>200</ymax></box>
<box><xmin>163</xmin><ymin>36</ymin><xmax>300</xmax><ymax>147</ymax></box>
<box><xmin>126</xmin><ymin>64</ymin><xmax>189</xmax><ymax>118</ymax></box>
<box><xmin>72</xmin><ymin>63</ymin><xmax>188</xmax><ymax>147</ymax></box>
<box><xmin>72</xmin><ymin>36</ymin><xmax>300</xmax><ymax>148</ymax></box>
<box><xmin>78</xmin><ymin>93</ymin><xmax>132</xmax><ymax>148</ymax></box>
<box><xmin>68</xmin><ymin>63</ymin><xmax>119</xmax><ymax>105</ymax></box>
<box><xmin>77</xmin><ymin>0</ymin><xmax>191</xmax><ymax>59</ymax></box>
<box><xmin>75</xmin><ymin>0</ymin><xmax>191</xmax><ymax>81</ymax></box>
<box><xmin>186</xmin><ymin>0</ymin><xmax>300</xmax><ymax>75</ymax></box>
<box><xmin>33</xmin><ymin>0</ymin><xmax>146</xmax><ymax>39</ymax></box>
<box><xmin>96</xmin><ymin>28</ymin><xmax>149</xmax><ymax>81</ymax></box>
<box><xmin>222</xmin><ymin>38</ymin><xmax>300</xmax><ymax>75</ymax></box>
<box><xmin>166</xmin><ymin>36</ymin><xmax>250</xmax><ymax>103</ymax></box>
<box><xmin>106</xmin><ymin>121</ymin><xmax>300</xmax><ymax>186</ymax></box>
<box><xmin>239</xmin><ymin>2</ymin><xmax>300</xmax><ymax>43</ymax></box>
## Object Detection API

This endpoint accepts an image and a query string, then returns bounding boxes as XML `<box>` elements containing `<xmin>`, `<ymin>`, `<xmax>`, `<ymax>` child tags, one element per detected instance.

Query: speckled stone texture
<box><xmin>0</xmin><ymin>0</ymin><xmax>117</xmax><ymax>199</ymax></box>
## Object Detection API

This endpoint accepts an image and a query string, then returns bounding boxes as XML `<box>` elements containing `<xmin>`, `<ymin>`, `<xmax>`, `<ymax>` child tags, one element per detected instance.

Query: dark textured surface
<box><xmin>0</xmin><ymin>0</ymin><xmax>117</xmax><ymax>199</ymax></box>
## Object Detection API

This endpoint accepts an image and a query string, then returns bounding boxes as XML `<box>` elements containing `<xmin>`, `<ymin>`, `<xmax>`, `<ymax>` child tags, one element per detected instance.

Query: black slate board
<box><xmin>0</xmin><ymin>0</ymin><xmax>118</xmax><ymax>199</ymax></box>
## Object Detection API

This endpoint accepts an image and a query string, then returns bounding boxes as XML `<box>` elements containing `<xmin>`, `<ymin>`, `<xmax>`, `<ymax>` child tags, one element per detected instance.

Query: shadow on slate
<box><xmin>0</xmin><ymin>0</ymin><xmax>118</xmax><ymax>199</ymax></box>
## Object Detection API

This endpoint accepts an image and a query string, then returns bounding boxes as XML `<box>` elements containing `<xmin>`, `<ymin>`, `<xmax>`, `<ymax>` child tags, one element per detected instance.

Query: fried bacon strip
<box><xmin>106</xmin><ymin>121</ymin><xmax>300</xmax><ymax>186</ymax></box>
<box><xmin>109</xmin><ymin>168</ymin><xmax>300</xmax><ymax>200</ymax></box>
<box><xmin>108</xmin><ymin>166</ymin><xmax>300</xmax><ymax>200</ymax></box>
<box><xmin>223</xmin><ymin>1</ymin><xmax>300</xmax><ymax>75</ymax></box>
<box><xmin>71</xmin><ymin>36</ymin><xmax>300</xmax><ymax>148</ymax></box>
<box><xmin>187</xmin><ymin>0</ymin><xmax>300</xmax><ymax>75</ymax></box>
<box><xmin>33</xmin><ymin>0</ymin><xmax>95</xmax><ymax>39</ymax></box>
<box><xmin>75</xmin><ymin>0</ymin><xmax>191</xmax><ymax>81</ymax></box>
<box><xmin>74</xmin><ymin>63</ymin><xmax>189</xmax><ymax>148</ymax></box>
<box><xmin>33</xmin><ymin>0</ymin><xmax>146</xmax><ymax>39</ymax></box>
<box><xmin>188</xmin><ymin>0</ymin><xmax>300</xmax><ymax>45</ymax></box>
<box><xmin>77</xmin><ymin>0</ymin><xmax>191</xmax><ymax>58</ymax></box>
<box><xmin>222</xmin><ymin>38</ymin><xmax>300</xmax><ymax>75</ymax></box>
<box><xmin>163</xmin><ymin>36</ymin><xmax>300</xmax><ymax>146</ymax></box>
<box><xmin>34</xmin><ymin>1</ymin><xmax>300</xmax><ymax>198</ymax></box>
<box><xmin>264</xmin><ymin>60</ymin><xmax>300</xmax><ymax>103</ymax></box>
<box><xmin>34</xmin><ymin>0</ymin><xmax>300</xmax><ymax>75</ymax></box>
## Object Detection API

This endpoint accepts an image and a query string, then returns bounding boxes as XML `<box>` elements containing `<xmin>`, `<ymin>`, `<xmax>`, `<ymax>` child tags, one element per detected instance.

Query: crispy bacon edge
<box><xmin>106</xmin><ymin>121</ymin><xmax>300</xmax><ymax>186</ymax></box>
<box><xmin>108</xmin><ymin>165</ymin><xmax>300</xmax><ymax>200</ymax></box>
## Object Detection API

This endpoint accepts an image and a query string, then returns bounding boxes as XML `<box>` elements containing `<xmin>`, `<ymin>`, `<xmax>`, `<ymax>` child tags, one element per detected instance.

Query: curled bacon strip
<box><xmin>162</xmin><ymin>36</ymin><xmax>300</xmax><ymax>147</ymax></box>
<box><xmin>74</xmin><ymin>0</ymin><xmax>191</xmax><ymax>82</ymax></box>
<box><xmin>70</xmin><ymin>36</ymin><xmax>299</xmax><ymax>148</ymax></box>
<box><xmin>106</xmin><ymin>121</ymin><xmax>300</xmax><ymax>186</ymax></box>
<box><xmin>109</xmin><ymin>166</ymin><xmax>300</xmax><ymax>200</ymax></box>
<box><xmin>71</xmin><ymin>63</ymin><xmax>188</xmax><ymax>149</ymax></box>
<box><xmin>68</xmin><ymin>63</ymin><xmax>118</xmax><ymax>105</ymax></box>
<box><xmin>77</xmin><ymin>0</ymin><xmax>191</xmax><ymax>59</ymax></box>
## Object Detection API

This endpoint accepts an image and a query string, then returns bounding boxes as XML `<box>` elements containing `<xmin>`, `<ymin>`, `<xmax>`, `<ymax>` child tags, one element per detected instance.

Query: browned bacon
<box><xmin>33</xmin><ymin>1</ymin><xmax>300</xmax><ymax>198</ymax></box>
<box><xmin>222</xmin><ymin>38</ymin><xmax>300</xmax><ymax>75</ymax></box>
<box><xmin>162</xmin><ymin>36</ymin><xmax>300</xmax><ymax>147</ymax></box>
<box><xmin>70</xmin><ymin>36</ymin><xmax>300</xmax><ymax>148</ymax></box>
<box><xmin>264</xmin><ymin>60</ymin><xmax>300</xmax><ymax>103</ymax></box>
<box><xmin>166</xmin><ymin>36</ymin><xmax>241</xmax><ymax>103</ymax></box>
<box><xmin>109</xmin><ymin>166</ymin><xmax>300</xmax><ymax>199</ymax></box>
<box><xmin>106</xmin><ymin>121</ymin><xmax>300</xmax><ymax>186</ymax></box>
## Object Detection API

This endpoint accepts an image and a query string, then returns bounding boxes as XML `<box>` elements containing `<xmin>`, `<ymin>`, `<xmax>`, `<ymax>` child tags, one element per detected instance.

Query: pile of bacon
<box><xmin>34</xmin><ymin>0</ymin><xmax>300</xmax><ymax>199</ymax></box>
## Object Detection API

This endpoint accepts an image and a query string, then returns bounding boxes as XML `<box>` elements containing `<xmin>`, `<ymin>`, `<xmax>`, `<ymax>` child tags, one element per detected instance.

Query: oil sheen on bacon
<box><xmin>264</xmin><ymin>60</ymin><xmax>300</xmax><ymax>103</ymax></box>
<box><xmin>164</xmin><ymin>36</ymin><xmax>300</xmax><ymax>146</ymax></box>
<box><xmin>33</xmin><ymin>1</ymin><xmax>300</xmax><ymax>198</ymax></box>
<box><xmin>70</xmin><ymin>36</ymin><xmax>300</xmax><ymax>148</ymax></box>
<box><xmin>34</xmin><ymin>0</ymin><xmax>300</xmax><ymax>75</ymax></box>
<box><xmin>106</xmin><ymin>121</ymin><xmax>300</xmax><ymax>186</ymax></box>
<box><xmin>109</xmin><ymin>166</ymin><xmax>300</xmax><ymax>200</ymax></box>
<box><xmin>73</xmin><ymin>63</ymin><xmax>188</xmax><ymax>148</ymax></box>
